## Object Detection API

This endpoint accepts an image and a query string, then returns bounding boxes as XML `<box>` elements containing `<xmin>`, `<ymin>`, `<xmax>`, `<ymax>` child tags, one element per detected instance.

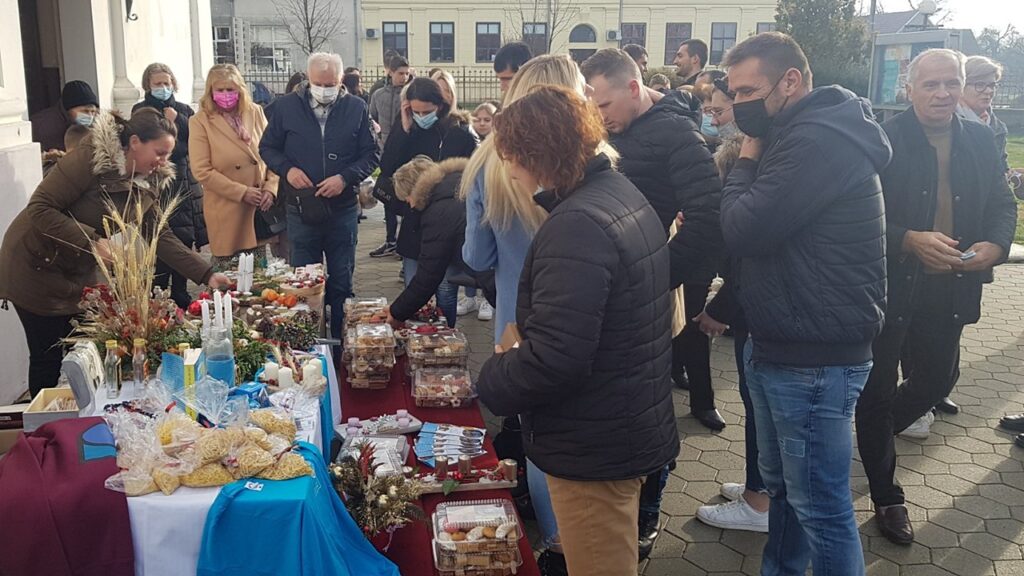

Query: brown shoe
<box><xmin>876</xmin><ymin>504</ymin><xmax>914</xmax><ymax>545</ymax></box>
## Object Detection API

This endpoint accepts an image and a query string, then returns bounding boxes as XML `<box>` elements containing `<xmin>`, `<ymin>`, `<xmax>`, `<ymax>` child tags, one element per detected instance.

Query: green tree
<box><xmin>977</xmin><ymin>25</ymin><xmax>1024</xmax><ymax>107</ymax></box>
<box><xmin>775</xmin><ymin>0</ymin><xmax>871</xmax><ymax>95</ymax></box>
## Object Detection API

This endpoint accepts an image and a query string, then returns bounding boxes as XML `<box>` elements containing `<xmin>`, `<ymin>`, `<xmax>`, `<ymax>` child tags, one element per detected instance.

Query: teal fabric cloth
<box><xmin>197</xmin><ymin>442</ymin><xmax>398</xmax><ymax>576</ymax></box>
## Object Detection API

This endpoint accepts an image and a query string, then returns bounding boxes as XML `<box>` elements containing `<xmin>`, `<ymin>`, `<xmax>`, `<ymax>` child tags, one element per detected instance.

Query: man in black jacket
<box><xmin>856</xmin><ymin>49</ymin><xmax>1018</xmax><ymax>546</ymax></box>
<box><xmin>720</xmin><ymin>33</ymin><xmax>889</xmax><ymax>573</ymax></box>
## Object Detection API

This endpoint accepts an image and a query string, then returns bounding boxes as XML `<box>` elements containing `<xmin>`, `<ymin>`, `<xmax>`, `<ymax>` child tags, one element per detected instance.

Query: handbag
<box><xmin>282</xmin><ymin>180</ymin><xmax>333</xmax><ymax>226</ymax></box>
<box><xmin>668</xmin><ymin>221</ymin><xmax>687</xmax><ymax>337</ymax></box>
<box><xmin>371</xmin><ymin>176</ymin><xmax>396</xmax><ymax>204</ymax></box>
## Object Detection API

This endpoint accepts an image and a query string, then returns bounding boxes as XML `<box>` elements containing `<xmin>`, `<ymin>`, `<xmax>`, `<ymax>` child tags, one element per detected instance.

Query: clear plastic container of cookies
<box><xmin>352</xmin><ymin>323</ymin><xmax>396</xmax><ymax>353</ymax></box>
<box><xmin>412</xmin><ymin>368</ymin><xmax>475</xmax><ymax>408</ymax></box>
<box><xmin>432</xmin><ymin>541</ymin><xmax>522</xmax><ymax>576</ymax></box>
<box><xmin>433</xmin><ymin>499</ymin><xmax>521</xmax><ymax>557</ymax></box>
<box><xmin>408</xmin><ymin>330</ymin><xmax>469</xmax><ymax>370</ymax></box>
<box><xmin>344</xmin><ymin>297</ymin><xmax>388</xmax><ymax>328</ymax></box>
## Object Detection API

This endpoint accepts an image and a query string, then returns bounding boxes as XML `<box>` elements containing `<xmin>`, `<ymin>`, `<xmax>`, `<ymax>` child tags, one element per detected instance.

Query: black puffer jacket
<box><xmin>880</xmin><ymin>109</ymin><xmax>1017</xmax><ymax>327</ymax></box>
<box><xmin>611</xmin><ymin>91</ymin><xmax>722</xmax><ymax>287</ymax></box>
<box><xmin>721</xmin><ymin>86</ymin><xmax>890</xmax><ymax>367</ymax></box>
<box><xmin>132</xmin><ymin>95</ymin><xmax>207</xmax><ymax>248</ymax></box>
<box><xmin>390</xmin><ymin>158</ymin><xmax>468</xmax><ymax>321</ymax></box>
<box><xmin>477</xmin><ymin>155</ymin><xmax>679</xmax><ymax>482</ymax></box>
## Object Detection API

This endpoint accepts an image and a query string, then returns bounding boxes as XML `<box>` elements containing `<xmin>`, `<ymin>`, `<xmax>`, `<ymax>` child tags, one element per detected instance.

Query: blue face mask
<box><xmin>700</xmin><ymin>113</ymin><xmax>719</xmax><ymax>138</ymax></box>
<box><xmin>75</xmin><ymin>114</ymin><xmax>95</xmax><ymax>127</ymax></box>
<box><xmin>151</xmin><ymin>86</ymin><xmax>173</xmax><ymax>101</ymax></box>
<box><xmin>414</xmin><ymin>110</ymin><xmax>439</xmax><ymax>130</ymax></box>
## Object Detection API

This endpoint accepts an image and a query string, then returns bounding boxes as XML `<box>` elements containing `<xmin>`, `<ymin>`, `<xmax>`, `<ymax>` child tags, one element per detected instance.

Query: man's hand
<box><xmin>694</xmin><ymin>311</ymin><xmax>729</xmax><ymax>338</ymax></box>
<box><xmin>243</xmin><ymin>187</ymin><xmax>263</xmax><ymax>207</ymax></box>
<box><xmin>958</xmin><ymin>241</ymin><xmax>1003</xmax><ymax>272</ymax></box>
<box><xmin>902</xmin><ymin>230</ymin><xmax>963</xmax><ymax>271</ymax></box>
<box><xmin>42</xmin><ymin>149</ymin><xmax>65</xmax><ymax>163</ymax></box>
<box><xmin>287</xmin><ymin>167</ymin><xmax>314</xmax><ymax>189</ymax></box>
<box><xmin>163</xmin><ymin>107</ymin><xmax>178</xmax><ymax>123</ymax></box>
<box><xmin>739</xmin><ymin>136</ymin><xmax>764</xmax><ymax>161</ymax></box>
<box><xmin>384</xmin><ymin>306</ymin><xmax>403</xmax><ymax>329</ymax></box>
<box><xmin>400</xmin><ymin>99</ymin><xmax>413</xmax><ymax>134</ymax></box>
<box><xmin>259</xmin><ymin>190</ymin><xmax>275</xmax><ymax>211</ymax></box>
<box><xmin>207</xmin><ymin>273</ymin><xmax>232</xmax><ymax>289</ymax></box>
<box><xmin>316</xmin><ymin>175</ymin><xmax>346</xmax><ymax>198</ymax></box>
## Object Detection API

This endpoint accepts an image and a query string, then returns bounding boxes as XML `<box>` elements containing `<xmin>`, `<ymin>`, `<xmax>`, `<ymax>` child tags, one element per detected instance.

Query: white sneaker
<box><xmin>899</xmin><ymin>411</ymin><xmax>935</xmax><ymax>440</ymax></box>
<box><xmin>477</xmin><ymin>299</ymin><xmax>494</xmax><ymax>321</ymax></box>
<box><xmin>720</xmin><ymin>483</ymin><xmax>745</xmax><ymax>502</ymax></box>
<box><xmin>457</xmin><ymin>295</ymin><xmax>478</xmax><ymax>316</ymax></box>
<box><xmin>696</xmin><ymin>498</ymin><xmax>769</xmax><ymax>533</ymax></box>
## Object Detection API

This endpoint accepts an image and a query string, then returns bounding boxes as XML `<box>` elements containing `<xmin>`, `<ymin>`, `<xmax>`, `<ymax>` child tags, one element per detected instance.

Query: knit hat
<box><xmin>61</xmin><ymin>81</ymin><xmax>99</xmax><ymax>111</ymax></box>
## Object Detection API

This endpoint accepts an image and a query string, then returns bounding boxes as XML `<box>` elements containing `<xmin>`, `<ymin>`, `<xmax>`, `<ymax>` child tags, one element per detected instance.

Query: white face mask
<box><xmin>310</xmin><ymin>84</ymin><xmax>339</xmax><ymax>104</ymax></box>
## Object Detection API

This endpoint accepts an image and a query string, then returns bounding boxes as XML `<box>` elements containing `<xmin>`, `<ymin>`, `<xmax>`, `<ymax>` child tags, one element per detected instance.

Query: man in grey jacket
<box><xmin>368</xmin><ymin>54</ymin><xmax>411</xmax><ymax>257</ymax></box>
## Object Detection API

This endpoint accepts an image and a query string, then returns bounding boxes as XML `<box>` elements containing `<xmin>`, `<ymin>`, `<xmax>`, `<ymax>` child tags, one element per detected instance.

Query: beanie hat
<box><xmin>61</xmin><ymin>81</ymin><xmax>99</xmax><ymax>111</ymax></box>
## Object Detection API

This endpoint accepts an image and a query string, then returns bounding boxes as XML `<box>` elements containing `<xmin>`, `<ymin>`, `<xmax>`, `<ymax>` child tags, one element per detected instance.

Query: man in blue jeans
<box><xmin>720</xmin><ymin>32</ymin><xmax>889</xmax><ymax>575</ymax></box>
<box><xmin>260</xmin><ymin>52</ymin><xmax>380</xmax><ymax>340</ymax></box>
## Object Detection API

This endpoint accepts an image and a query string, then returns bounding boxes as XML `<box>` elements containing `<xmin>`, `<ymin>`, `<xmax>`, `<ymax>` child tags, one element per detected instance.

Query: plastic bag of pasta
<box><xmin>250</xmin><ymin>409</ymin><xmax>297</xmax><ymax>443</ymax></box>
<box><xmin>257</xmin><ymin>451</ymin><xmax>313</xmax><ymax>481</ymax></box>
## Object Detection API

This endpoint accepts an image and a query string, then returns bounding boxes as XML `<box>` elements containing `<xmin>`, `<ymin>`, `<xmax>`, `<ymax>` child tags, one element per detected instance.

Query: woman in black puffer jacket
<box><xmin>476</xmin><ymin>86</ymin><xmax>678</xmax><ymax>576</ymax></box>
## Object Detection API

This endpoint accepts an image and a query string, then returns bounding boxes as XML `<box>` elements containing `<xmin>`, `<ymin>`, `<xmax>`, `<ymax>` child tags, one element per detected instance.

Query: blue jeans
<box><xmin>287</xmin><ymin>203</ymin><xmax>358</xmax><ymax>340</ymax></box>
<box><xmin>734</xmin><ymin>331</ymin><xmax>766</xmax><ymax>493</ymax></box>
<box><xmin>527</xmin><ymin>458</ymin><xmax>561</xmax><ymax>549</ymax></box>
<box><xmin>639</xmin><ymin>465</ymin><xmax>670</xmax><ymax>517</ymax></box>
<box><xmin>401</xmin><ymin>258</ymin><xmax>459</xmax><ymax>328</ymax></box>
<box><xmin>744</xmin><ymin>339</ymin><xmax>869</xmax><ymax>576</ymax></box>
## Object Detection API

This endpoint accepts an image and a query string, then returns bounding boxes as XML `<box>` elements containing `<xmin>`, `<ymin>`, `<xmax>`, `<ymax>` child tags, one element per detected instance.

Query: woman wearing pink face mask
<box><xmin>189</xmin><ymin>64</ymin><xmax>279</xmax><ymax>267</ymax></box>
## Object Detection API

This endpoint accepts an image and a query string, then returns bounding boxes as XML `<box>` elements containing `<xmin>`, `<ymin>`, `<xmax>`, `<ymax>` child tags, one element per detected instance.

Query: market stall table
<box><xmin>338</xmin><ymin>358</ymin><xmax>541</xmax><ymax>576</ymax></box>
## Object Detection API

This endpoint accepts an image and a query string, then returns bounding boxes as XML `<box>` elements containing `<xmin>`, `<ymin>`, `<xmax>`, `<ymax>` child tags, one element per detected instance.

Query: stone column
<box><xmin>109</xmin><ymin>0</ymin><xmax>141</xmax><ymax>114</ymax></box>
<box><xmin>190</xmin><ymin>0</ymin><xmax>207</xmax><ymax>104</ymax></box>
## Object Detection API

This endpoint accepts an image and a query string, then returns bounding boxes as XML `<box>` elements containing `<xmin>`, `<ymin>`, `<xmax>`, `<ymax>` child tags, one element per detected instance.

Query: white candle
<box><xmin>264</xmin><ymin>361</ymin><xmax>279</xmax><ymax>381</ymax></box>
<box><xmin>396</xmin><ymin>409</ymin><xmax>409</xmax><ymax>419</ymax></box>
<box><xmin>201</xmin><ymin>299</ymin><xmax>210</xmax><ymax>330</ymax></box>
<box><xmin>279</xmin><ymin>367</ymin><xmax>294</xmax><ymax>388</ymax></box>
<box><xmin>302</xmin><ymin>362</ymin><xmax>319</xmax><ymax>384</ymax></box>
<box><xmin>307</xmin><ymin>358</ymin><xmax>322</xmax><ymax>377</ymax></box>
<box><xmin>398</xmin><ymin>417</ymin><xmax>411</xmax><ymax>428</ymax></box>
<box><xmin>224</xmin><ymin>296</ymin><xmax>233</xmax><ymax>330</ymax></box>
<box><xmin>213</xmin><ymin>291</ymin><xmax>223</xmax><ymax>330</ymax></box>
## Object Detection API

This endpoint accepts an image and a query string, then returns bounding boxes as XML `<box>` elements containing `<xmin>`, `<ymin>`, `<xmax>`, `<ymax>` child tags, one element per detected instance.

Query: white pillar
<box><xmin>190</xmin><ymin>0</ymin><xmax>207</xmax><ymax>104</ymax></box>
<box><xmin>0</xmin><ymin>0</ymin><xmax>40</xmax><ymax>404</ymax></box>
<box><xmin>109</xmin><ymin>0</ymin><xmax>141</xmax><ymax>114</ymax></box>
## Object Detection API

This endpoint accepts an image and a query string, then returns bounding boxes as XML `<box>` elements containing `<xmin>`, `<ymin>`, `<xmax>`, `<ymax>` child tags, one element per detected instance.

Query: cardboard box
<box><xmin>23</xmin><ymin>388</ymin><xmax>80</xmax><ymax>433</ymax></box>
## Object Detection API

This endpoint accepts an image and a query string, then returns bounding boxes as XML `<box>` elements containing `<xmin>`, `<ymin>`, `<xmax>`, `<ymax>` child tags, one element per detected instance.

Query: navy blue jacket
<box><xmin>259</xmin><ymin>85</ymin><xmax>380</xmax><ymax>210</ymax></box>
<box><xmin>721</xmin><ymin>86</ymin><xmax>891</xmax><ymax>367</ymax></box>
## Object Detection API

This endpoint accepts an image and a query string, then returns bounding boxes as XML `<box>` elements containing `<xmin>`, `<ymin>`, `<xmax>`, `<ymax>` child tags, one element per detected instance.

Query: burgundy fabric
<box><xmin>0</xmin><ymin>416</ymin><xmax>133</xmax><ymax>576</ymax></box>
<box><xmin>338</xmin><ymin>359</ymin><xmax>540</xmax><ymax>576</ymax></box>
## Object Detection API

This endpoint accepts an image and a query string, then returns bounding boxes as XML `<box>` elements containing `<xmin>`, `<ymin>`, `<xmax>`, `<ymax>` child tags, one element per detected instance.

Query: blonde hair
<box><xmin>142</xmin><ymin>63</ymin><xmax>178</xmax><ymax>92</ymax></box>
<box><xmin>393</xmin><ymin>155</ymin><xmax>436</xmax><ymax>201</ymax></box>
<box><xmin>200</xmin><ymin>64</ymin><xmax>254</xmax><ymax>115</ymax></box>
<box><xmin>965</xmin><ymin>55</ymin><xmax>1003</xmax><ymax>82</ymax></box>
<box><xmin>431</xmin><ymin>69</ymin><xmax>459</xmax><ymax>110</ymax></box>
<box><xmin>459</xmin><ymin>54</ymin><xmax>616</xmax><ymax>233</ymax></box>
<box><xmin>473</xmin><ymin>102</ymin><xmax>498</xmax><ymax>117</ymax></box>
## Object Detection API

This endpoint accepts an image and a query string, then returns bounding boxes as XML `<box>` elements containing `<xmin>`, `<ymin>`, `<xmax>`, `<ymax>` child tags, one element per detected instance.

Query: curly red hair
<box><xmin>492</xmin><ymin>85</ymin><xmax>607</xmax><ymax>196</ymax></box>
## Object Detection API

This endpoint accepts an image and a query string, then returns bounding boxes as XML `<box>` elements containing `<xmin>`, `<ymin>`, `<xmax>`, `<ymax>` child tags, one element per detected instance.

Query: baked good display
<box><xmin>347</xmin><ymin>323</ymin><xmax>397</xmax><ymax>389</ymax></box>
<box><xmin>344</xmin><ymin>297</ymin><xmax>388</xmax><ymax>329</ymax></box>
<box><xmin>408</xmin><ymin>329</ymin><xmax>469</xmax><ymax>371</ymax></box>
<box><xmin>412</xmin><ymin>368</ymin><xmax>475</xmax><ymax>408</ymax></box>
<box><xmin>432</xmin><ymin>499</ymin><xmax>522</xmax><ymax>575</ymax></box>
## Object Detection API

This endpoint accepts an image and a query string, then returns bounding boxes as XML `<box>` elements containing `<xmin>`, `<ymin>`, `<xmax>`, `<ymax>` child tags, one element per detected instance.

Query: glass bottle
<box><xmin>205</xmin><ymin>327</ymin><xmax>236</xmax><ymax>385</ymax></box>
<box><xmin>132</xmin><ymin>338</ymin><xmax>148</xmax><ymax>385</ymax></box>
<box><xmin>104</xmin><ymin>340</ymin><xmax>121</xmax><ymax>399</ymax></box>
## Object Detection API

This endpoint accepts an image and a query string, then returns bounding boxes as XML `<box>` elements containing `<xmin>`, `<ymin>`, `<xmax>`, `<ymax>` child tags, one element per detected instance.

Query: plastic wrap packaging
<box><xmin>181</xmin><ymin>462</ymin><xmax>236</xmax><ymax>488</ymax></box>
<box><xmin>227</xmin><ymin>443</ymin><xmax>276</xmax><ymax>479</ymax></box>
<box><xmin>250</xmin><ymin>408</ymin><xmax>298</xmax><ymax>443</ymax></box>
<box><xmin>257</xmin><ymin>451</ymin><xmax>313</xmax><ymax>481</ymax></box>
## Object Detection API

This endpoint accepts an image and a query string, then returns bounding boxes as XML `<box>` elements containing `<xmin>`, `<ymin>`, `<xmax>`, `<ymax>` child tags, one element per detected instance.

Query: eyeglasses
<box><xmin>970</xmin><ymin>81</ymin><xmax>1000</xmax><ymax>93</ymax></box>
<box><xmin>703</xmin><ymin>107</ymin><xmax>732</xmax><ymax>119</ymax></box>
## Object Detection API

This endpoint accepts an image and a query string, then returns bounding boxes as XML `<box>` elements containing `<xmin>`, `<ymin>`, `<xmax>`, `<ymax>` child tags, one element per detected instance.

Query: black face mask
<box><xmin>733</xmin><ymin>75</ymin><xmax>788</xmax><ymax>138</ymax></box>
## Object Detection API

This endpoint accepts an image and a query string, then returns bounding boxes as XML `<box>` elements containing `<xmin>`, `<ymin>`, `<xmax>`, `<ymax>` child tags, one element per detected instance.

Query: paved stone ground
<box><xmin>351</xmin><ymin>205</ymin><xmax>1024</xmax><ymax>576</ymax></box>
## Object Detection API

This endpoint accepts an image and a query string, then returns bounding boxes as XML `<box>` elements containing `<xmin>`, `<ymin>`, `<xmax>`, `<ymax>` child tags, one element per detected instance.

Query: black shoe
<box><xmin>638</xmin><ymin>512</ymin><xmax>660</xmax><ymax>562</ymax></box>
<box><xmin>935</xmin><ymin>397</ymin><xmax>959</xmax><ymax>415</ymax></box>
<box><xmin>536</xmin><ymin>550</ymin><xmax>568</xmax><ymax>576</ymax></box>
<box><xmin>1015</xmin><ymin>433</ymin><xmax>1024</xmax><ymax>449</ymax></box>
<box><xmin>1000</xmin><ymin>414</ymin><xmax>1024</xmax><ymax>433</ymax></box>
<box><xmin>369</xmin><ymin>242</ymin><xmax>397</xmax><ymax>258</ymax></box>
<box><xmin>673</xmin><ymin>372</ymin><xmax>690</xmax><ymax>390</ymax></box>
<box><xmin>875</xmin><ymin>504</ymin><xmax>914</xmax><ymax>545</ymax></box>
<box><xmin>692</xmin><ymin>409</ymin><xmax>726</xmax><ymax>432</ymax></box>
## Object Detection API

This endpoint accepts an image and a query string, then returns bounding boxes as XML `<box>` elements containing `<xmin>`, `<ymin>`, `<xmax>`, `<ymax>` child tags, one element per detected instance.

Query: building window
<box><xmin>621</xmin><ymin>23</ymin><xmax>647</xmax><ymax>47</ymax></box>
<box><xmin>664</xmin><ymin>23</ymin><xmax>692</xmax><ymax>65</ymax></box>
<box><xmin>569</xmin><ymin>24</ymin><xmax>596</xmax><ymax>43</ymax></box>
<box><xmin>213</xmin><ymin>25</ymin><xmax>234</xmax><ymax>64</ymax></box>
<box><xmin>476</xmin><ymin>22</ymin><xmax>501</xmax><ymax>62</ymax></box>
<box><xmin>383</xmin><ymin>22</ymin><xmax>408</xmax><ymax>59</ymax></box>
<box><xmin>250</xmin><ymin>25</ymin><xmax>291</xmax><ymax>72</ymax></box>
<box><xmin>429</xmin><ymin>22</ymin><xmax>455</xmax><ymax>62</ymax></box>
<box><xmin>523</xmin><ymin>22</ymin><xmax>549</xmax><ymax>55</ymax></box>
<box><xmin>710</xmin><ymin>22</ymin><xmax>737</xmax><ymax>65</ymax></box>
<box><xmin>756</xmin><ymin>22</ymin><xmax>777</xmax><ymax>33</ymax></box>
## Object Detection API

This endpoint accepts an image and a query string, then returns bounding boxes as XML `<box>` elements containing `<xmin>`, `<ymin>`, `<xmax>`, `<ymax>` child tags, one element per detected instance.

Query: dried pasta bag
<box><xmin>257</xmin><ymin>451</ymin><xmax>312</xmax><ymax>481</ymax></box>
<box><xmin>230</xmin><ymin>443</ymin><xmax>276</xmax><ymax>479</ymax></box>
<box><xmin>243</xmin><ymin>426</ymin><xmax>273</xmax><ymax>451</ymax></box>
<box><xmin>152</xmin><ymin>466</ymin><xmax>182</xmax><ymax>496</ymax></box>
<box><xmin>224</xmin><ymin>426</ymin><xmax>247</xmax><ymax>448</ymax></box>
<box><xmin>195</xmin><ymin>428</ymin><xmax>232</xmax><ymax>464</ymax></box>
<box><xmin>250</xmin><ymin>409</ymin><xmax>297</xmax><ymax>443</ymax></box>
<box><xmin>157</xmin><ymin>412</ymin><xmax>201</xmax><ymax>450</ymax></box>
<box><xmin>105</xmin><ymin>469</ymin><xmax>159</xmax><ymax>497</ymax></box>
<box><xmin>181</xmin><ymin>462</ymin><xmax>235</xmax><ymax>488</ymax></box>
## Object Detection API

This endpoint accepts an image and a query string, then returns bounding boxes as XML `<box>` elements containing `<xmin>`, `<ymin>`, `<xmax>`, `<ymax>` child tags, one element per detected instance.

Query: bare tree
<box><xmin>273</xmin><ymin>0</ymin><xmax>346</xmax><ymax>56</ymax></box>
<box><xmin>504</xmin><ymin>0</ymin><xmax>579</xmax><ymax>55</ymax></box>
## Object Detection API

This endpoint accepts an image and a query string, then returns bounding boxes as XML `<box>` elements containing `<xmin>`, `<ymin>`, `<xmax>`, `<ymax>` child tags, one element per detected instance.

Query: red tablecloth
<box><xmin>338</xmin><ymin>359</ymin><xmax>540</xmax><ymax>576</ymax></box>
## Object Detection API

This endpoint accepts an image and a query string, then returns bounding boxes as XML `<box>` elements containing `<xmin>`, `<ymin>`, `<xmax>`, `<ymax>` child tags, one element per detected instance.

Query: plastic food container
<box><xmin>432</xmin><ymin>499</ymin><xmax>522</xmax><ymax>574</ymax></box>
<box><xmin>344</xmin><ymin>297</ymin><xmax>388</xmax><ymax>328</ymax></box>
<box><xmin>412</xmin><ymin>368</ymin><xmax>475</xmax><ymax>408</ymax></box>
<box><xmin>408</xmin><ymin>330</ymin><xmax>469</xmax><ymax>370</ymax></box>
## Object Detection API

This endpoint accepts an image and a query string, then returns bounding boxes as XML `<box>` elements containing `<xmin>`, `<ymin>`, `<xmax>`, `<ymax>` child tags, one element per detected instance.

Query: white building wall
<box><xmin>123</xmin><ymin>0</ymin><xmax>201</xmax><ymax>105</ymax></box>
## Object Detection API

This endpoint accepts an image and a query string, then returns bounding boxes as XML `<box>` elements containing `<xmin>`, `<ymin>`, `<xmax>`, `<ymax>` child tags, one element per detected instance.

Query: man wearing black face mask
<box><xmin>719</xmin><ymin>32</ymin><xmax>891</xmax><ymax>574</ymax></box>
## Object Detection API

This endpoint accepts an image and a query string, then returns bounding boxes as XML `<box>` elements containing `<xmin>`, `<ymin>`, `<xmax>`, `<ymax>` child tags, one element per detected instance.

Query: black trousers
<box><xmin>673</xmin><ymin>283</ymin><xmax>715</xmax><ymax>411</ymax></box>
<box><xmin>856</xmin><ymin>275</ymin><xmax>964</xmax><ymax>506</ymax></box>
<box><xmin>154</xmin><ymin>258</ymin><xmax>192</xmax><ymax>310</ymax></box>
<box><xmin>15</xmin><ymin>305</ymin><xmax>75</xmax><ymax>398</ymax></box>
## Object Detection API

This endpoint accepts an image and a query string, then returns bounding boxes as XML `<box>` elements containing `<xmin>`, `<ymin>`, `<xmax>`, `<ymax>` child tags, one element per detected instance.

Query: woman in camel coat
<box><xmin>189</xmin><ymin>64</ymin><xmax>279</xmax><ymax>261</ymax></box>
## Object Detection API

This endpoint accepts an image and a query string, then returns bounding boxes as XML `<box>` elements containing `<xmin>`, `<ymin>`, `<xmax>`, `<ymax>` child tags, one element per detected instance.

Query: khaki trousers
<box><xmin>546</xmin><ymin>474</ymin><xmax>644</xmax><ymax>576</ymax></box>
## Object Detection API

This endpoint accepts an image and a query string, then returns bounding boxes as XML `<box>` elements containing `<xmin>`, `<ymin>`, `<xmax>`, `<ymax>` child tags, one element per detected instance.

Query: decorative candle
<box><xmin>435</xmin><ymin>456</ymin><xmax>448</xmax><ymax>479</ymax></box>
<box><xmin>213</xmin><ymin>291</ymin><xmax>223</xmax><ymax>329</ymax></box>
<box><xmin>278</xmin><ymin>367</ymin><xmax>294</xmax><ymax>388</ymax></box>
<box><xmin>302</xmin><ymin>362</ymin><xmax>319</xmax><ymax>384</ymax></box>
<box><xmin>458</xmin><ymin>455</ymin><xmax>472</xmax><ymax>475</ymax></box>
<box><xmin>264</xmin><ymin>361</ymin><xmax>279</xmax><ymax>381</ymax></box>
<box><xmin>402</xmin><ymin>466</ymin><xmax>414</xmax><ymax>478</ymax></box>
<box><xmin>397</xmin><ymin>417</ymin><xmax>411</xmax><ymax>428</ymax></box>
<box><xmin>224</xmin><ymin>295</ymin><xmax>233</xmax><ymax>330</ymax></box>
<box><xmin>347</xmin><ymin>417</ymin><xmax>361</xmax><ymax>427</ymax></box>
<box><xmin>396</xmin><ymin>409</ymin><xmax>409</xmax><ymax>419</ymax></box>
<box><xmin>346</xmin><ymin>426</ymin><xmax>360</xmax><ymax>437</ymax></box>
<box><xmin>201</xmin><ymin>299</ymin><xmax>210</xmax><ymax>331</ymax></box>
<box><xmin>501</xmin><ymin>459</ymin><xmax>518</xmax><ymax>482</ymax></box>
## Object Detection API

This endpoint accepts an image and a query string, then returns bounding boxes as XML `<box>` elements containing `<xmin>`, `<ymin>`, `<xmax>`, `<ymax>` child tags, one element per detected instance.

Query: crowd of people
<box><xmin>3</xmin><ymin>29</ymin><xmax>1021</xmax><ymax>576</ymax></box>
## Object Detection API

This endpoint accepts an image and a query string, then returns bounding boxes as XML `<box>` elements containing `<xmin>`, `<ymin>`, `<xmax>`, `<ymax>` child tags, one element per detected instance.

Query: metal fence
<box><xmin>994</xmin><ymin>72</ymin><xmax>1024</xmax><ymax>109</ymax></box>
<box><xmin>242</xmin><ymin>65</ymin><xmax>504</xmax><ymax>109</ymax></box>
